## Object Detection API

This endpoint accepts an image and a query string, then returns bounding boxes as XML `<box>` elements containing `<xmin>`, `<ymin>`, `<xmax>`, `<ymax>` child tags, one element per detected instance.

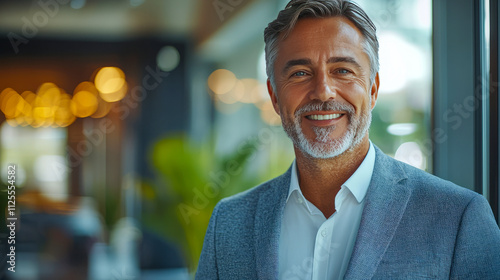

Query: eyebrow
<box><xmin>327</xmin><ymin>56</ymin><xmax>362</xmax><ymax>69</ymax></box>
<box><xmin>281</xmin><ymin>56</ymin><xmax>362</xmax><ymax>75</ymax></box>
<box><xmin>282</xmin><ymin>58</ymin><xmax>312</xmax><ymax>75</ymax></box>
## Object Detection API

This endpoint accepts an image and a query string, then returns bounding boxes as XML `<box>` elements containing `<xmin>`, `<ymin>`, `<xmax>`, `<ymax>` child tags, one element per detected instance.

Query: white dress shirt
<box><xmin>278</xmin><ymin>142</ymin><xmax>375</xmax><ymax>280</ymax></box>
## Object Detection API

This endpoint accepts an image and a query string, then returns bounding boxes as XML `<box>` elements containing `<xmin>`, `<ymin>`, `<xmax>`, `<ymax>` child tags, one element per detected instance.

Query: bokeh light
<box><xmin>19</xmin><ymin>91</ymin><xmax>36</xmax><ymax>126</ymax></box>
<box><xmin>250</xmin><ymin>83</ymin><xmax>270</xmax><ymax>109</ymax></box>
<box><xmin>94</xmin><ymin>67</ymin><xmax>127</xmax><ymax>102</ymax></box>
<box><xmin>91</xmin><ymin>96</ymin><xmax>112</xmax><ymax>118</ymax></box>
<box><xmin>216</xmin><ymin>79</ymin><xmax>245</xmax><ymax>104</ymax></box>
<box><xmin>95</xmin><ymin>67</ymin><xmax>126</xmax><ymax>94</ymax></box>
<box><xmin>35</xmin><ymin>83</ymin><xmax>62</xmax><ymax>126</ymax></box>
<box><xmin>99</xmin><ymin>82</ymin><xmax>128</xmax><ymax>103</ymax></box>
<box><xmin>207</xmin><ymin>69</ymin><xmax>237</xmax><ymax>95</ymax></box>
<box><xmin>207</xmin><ymin>70</ymin><xmax>277</xmax><ymax>125</ymax></box>
<box><xmin>239</xmin><ymin>79</ymin><xmax>262</xmax><ymax>104</ymax></box>
<box><xmin>0</xmin><ymin>88</ymin><xmax>24</xmax><ymax>119</ymax></box>
<box><xmin>387</xmin><ymin>123</ymin><xmax>417</xmax><ymax>136</ymax></box>
<box><xmin>395</xmin><ymin>142</ymin><xmax>425</xmax><ymax>170</ymax></box>
<box><xmin>1</xmin><ymin>68</ymin><xmax>128</xmax><ymax>128</ymax></box>
<box><xmin>71</xmin><ymin>92</ymin><xmax>98</xmax><ymax>118</ymax></box>
<box><xmin>71</xmin><ymin>81</ymin><xmax>99</xmax><ymax>118</ymax></box>
<box><xmin>70</xmin><ymin>0</ymin><xmax>86</xmax><ymax>9</ymax></box>
<box><xmin>157</xmin><ymin>46</ymin><xmax>180</xmax><ymax>72</ymax></box>
<box><xmin>75</xmin><ymin>81</ymin><xmax>99</xmax><ymax>96</ymax></box>
<box><xmin>32</xmin><ymin>106</ymin><xmax>54</xmax><ymax>127</ymax></box>
<box><xmin>55</xmin><ymin>93</ymin><xmax>76</xmax><ymax>127</ymax></box>
<box><xmin>95</xmin><ymin>67</ymin><xmax>127</xmax><ymax>102</ymax></box>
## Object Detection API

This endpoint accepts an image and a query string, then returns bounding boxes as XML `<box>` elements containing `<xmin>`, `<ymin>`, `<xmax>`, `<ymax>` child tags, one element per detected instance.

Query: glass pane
<box><xmin>1</xmin><ymin>124</ymin><xmax>69</xmax><ymax>200</ymax></box>
<box><xmin>356</xmin><ymin>0</ymin><xmax>433</xmax><ymax>171</ymax></box>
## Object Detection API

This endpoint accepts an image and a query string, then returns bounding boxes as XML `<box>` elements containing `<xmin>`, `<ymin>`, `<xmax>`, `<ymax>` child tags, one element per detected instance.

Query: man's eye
<box><xmin>292</xmin><ymin>71</ymin><xmax>307</xmax><ymax>77</ymax></box>
<box><xmin>337</xmin><ymin>69</ymin><xmax>351</xmax><ymax>74</ymax></box>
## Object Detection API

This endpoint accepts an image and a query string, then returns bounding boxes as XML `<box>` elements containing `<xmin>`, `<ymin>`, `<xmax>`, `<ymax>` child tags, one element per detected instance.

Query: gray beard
<box><xmin>282</xmin><ymin>100</ymin><xmax>371</xmax><ymax>159</ymax></box>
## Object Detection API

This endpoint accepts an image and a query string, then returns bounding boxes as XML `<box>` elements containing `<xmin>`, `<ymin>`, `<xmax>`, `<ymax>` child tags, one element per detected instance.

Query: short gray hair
<box><xmin>264</xmin><ymin>0</ymin><xmax>379</xmax><ymax>89</ymax></box>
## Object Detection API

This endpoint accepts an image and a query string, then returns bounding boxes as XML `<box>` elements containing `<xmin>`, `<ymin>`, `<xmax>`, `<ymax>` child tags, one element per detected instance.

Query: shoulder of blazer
<box><xmin>345</xmin><ymin>146</ymin><xmax>484</xmax><ymax>279</ymax></box>
<box><xmin>372</xmin><ymin>145</ymin><xmax>478</xmax><ymax>201</ymax></box>
<box><xmin>210</xmin><ymin>165</ymin><xmax>292</xmax><ymax>232</ymax></box>
<box><xmin>215</xmin><ymin>165</ymin><xmax>292</xmax><ymax>215</ymax></box>
<box><xmin>206</xmin><ymin>165</ymin><xmax>292</xmax><ymax>279</ymax></box>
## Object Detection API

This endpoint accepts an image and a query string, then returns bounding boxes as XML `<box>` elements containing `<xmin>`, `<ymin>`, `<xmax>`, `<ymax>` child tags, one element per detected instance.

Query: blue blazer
<box><xmin>196</xmin><ymin>147</ymin><xmax>500</xmax><ymax>279</ymax></box>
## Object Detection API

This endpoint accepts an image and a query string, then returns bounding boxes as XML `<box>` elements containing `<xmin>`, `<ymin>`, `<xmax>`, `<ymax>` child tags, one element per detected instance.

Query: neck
<box><xmin>294</xmin><ymin>136</ymin><xmax>370</xmax><ymax>218</ymax></box>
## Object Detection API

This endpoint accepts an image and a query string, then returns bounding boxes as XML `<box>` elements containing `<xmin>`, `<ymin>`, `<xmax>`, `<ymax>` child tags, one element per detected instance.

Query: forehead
<box><xmin>276</xmin><ymin>16</ymin><xmax>366</xmax><ymax>61</ymax></box>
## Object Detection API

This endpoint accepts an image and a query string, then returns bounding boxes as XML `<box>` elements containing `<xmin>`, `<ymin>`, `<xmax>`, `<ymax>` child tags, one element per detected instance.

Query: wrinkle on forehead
<box><xmin>279</xmin><ymin>16</ymin><xmax>364</xmax><ymax>49</ymax></box>
<box><xmin>275</xmin><ymin>17</ymin><xmax>370</xmax><ymax>74</ymax></box>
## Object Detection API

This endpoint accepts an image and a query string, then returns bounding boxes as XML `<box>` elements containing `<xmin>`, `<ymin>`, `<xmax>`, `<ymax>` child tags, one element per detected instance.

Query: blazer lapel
<box><xmin>254</xmin><ymin>167</ymin><xmax>291</xmax><ymax>280</ymax></box>
<box><xmin>344</xmin><ymin>147</ymin><xmax>412</xmax><ymax>279</ymax></box>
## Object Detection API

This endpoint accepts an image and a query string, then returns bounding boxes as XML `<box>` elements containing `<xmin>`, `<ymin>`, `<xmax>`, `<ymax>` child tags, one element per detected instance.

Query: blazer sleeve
<box><xmin>195</xmin><ymin>203</ymin><xmax>221</xmax><ymax>280</ymax></box>
<box><xmin>450</xmin><ymin>194</ymin><xmax>500</xmax><ymax>279</ymax></box>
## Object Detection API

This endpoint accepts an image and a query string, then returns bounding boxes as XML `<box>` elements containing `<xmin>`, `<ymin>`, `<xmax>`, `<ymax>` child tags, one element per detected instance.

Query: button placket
<box><xmin>313</xmin><ymin>223</ymin><xmax>332</xmax><ymax>280</ymax></box>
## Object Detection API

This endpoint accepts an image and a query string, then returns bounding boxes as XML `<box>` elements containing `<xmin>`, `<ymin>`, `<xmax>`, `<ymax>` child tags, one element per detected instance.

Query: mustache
<box><xmin>294</xmin><ymin>100</ymin><xmax>355</xmax><ymax>118</ymax></box>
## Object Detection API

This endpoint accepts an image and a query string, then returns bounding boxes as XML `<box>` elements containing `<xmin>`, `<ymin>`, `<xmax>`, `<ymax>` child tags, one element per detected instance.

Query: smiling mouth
<box><xmin>305</xmin><ymin>113</ymin><xmax>343</xmax><ymax>121</ymax></box>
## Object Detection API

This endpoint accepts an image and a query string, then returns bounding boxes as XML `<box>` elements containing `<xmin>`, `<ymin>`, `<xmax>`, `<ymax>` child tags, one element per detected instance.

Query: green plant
<box><xmin>142</xmin><ymin>134</ymin><xmax>266</xmax><ymax>270</ymax></box>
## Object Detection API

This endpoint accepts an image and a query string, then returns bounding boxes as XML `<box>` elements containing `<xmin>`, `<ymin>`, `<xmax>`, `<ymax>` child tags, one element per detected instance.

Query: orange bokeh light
<box><xmin>208</xmin><ymin>69</ymin><xmax>237</xmax><ymax>95</ymax></box>
<box><xmin>71</xmin><ymin>90</ymin><xmax>98</xmax><ymax>118</ymax></box>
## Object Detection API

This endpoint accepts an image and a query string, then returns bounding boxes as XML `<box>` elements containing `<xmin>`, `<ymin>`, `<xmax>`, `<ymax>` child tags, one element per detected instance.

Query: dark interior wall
<box><xmin>133</xmin><ymin>40</ymin><xmax>190</xmax><ymax>180</ymax></box>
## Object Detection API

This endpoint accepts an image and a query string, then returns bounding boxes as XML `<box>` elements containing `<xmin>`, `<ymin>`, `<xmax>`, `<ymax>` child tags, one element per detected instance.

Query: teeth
<box><xmin>307</xmin><ymin>114</ymin><xmax>342</xmax><ymax>120</ymax></box>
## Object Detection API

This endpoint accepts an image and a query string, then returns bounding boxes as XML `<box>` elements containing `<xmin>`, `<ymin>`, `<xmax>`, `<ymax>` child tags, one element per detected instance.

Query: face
<box><xmin>268</xmin><ymin>17</ymin><xmax>379</xmax><ymax>159</ymax></box>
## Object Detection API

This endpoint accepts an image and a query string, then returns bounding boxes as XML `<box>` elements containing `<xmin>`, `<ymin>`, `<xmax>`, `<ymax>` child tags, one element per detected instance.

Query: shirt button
<box><xmin>321</xmin><ymin>230</ymin><xmax>327</xmax><ymax>237</ymax></box>
<box><xmin>297</xmin><ymin>197</ymin><xmax>303</xmax><ymax>204</ymax></box>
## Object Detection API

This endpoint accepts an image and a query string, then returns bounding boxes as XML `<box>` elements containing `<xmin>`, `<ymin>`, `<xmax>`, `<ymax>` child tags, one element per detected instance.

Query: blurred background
<box><xmin>0</xmin><ymin>0</ymin><xmax>498</xmax><ymax>279</ymax></box>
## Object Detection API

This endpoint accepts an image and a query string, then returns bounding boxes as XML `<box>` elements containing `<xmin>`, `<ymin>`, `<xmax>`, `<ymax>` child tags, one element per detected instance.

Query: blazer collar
<box><xmin>252</xmin><ymin>146</ymin><xmax>412</xmax><ymax>279</ymax></box>
<box><xmin>344</xmin><ymin>146</ymin><xmax>412</xmax><ymax>279</ymax></box>
<box><xmin>254</xmin><ymin>166</ymin><xmax>291</xmax><ymax>280</ymax></box>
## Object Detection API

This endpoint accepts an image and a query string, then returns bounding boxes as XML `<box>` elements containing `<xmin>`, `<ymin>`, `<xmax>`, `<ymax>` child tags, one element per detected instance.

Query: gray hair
<box><xmin>264</xmin><ymin>0</ymin><xmax>379</xmax><ymax>89</ymax></box>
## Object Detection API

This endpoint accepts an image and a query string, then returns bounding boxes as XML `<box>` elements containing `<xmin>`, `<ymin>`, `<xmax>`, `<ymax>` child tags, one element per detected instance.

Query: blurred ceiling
<box><xmin>0</xmin><ymin>0</ymin><xmax>197</xmax><ymax>36</ymax></box>
<box><xmin>0</xmin><ymin>0</ymin><xmax>262</xmax><ymax>46</ymax></box>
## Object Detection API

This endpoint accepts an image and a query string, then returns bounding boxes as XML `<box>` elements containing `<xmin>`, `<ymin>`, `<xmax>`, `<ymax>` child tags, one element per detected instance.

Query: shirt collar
<box><xmin>288</xmin><ymin>160</ymin><xmax>319</xmax><ymax>214</ymax></box>
<box><xmin>287</xmin><ymin>159</ymin><xmax>301</xmax><ymax>202</ymax></box>
<box><xmin>287</xmin><ymin>141</ymin><xmax>376</xmax><ymax>204</ymax></box>
<box><xmin>343</xmin><ymin>141</ymin><xmax>375</xmax><ymax>203</ymax></box>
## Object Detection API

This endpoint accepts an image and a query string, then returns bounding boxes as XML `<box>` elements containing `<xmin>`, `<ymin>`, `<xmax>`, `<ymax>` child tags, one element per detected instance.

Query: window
<box><xmin>356</xmin><ymin>0</ymin><xmax>433</xmax><ymax>171</ymax></box>
<box><xmin>433</xmin><ymin>0</ymin><xmax>499</xmax><ymax>223</ymax></box>
<box><xmin>0</xmin><ymin>123</ymin><xmax>69</xmax><ymax>201</ymax></box>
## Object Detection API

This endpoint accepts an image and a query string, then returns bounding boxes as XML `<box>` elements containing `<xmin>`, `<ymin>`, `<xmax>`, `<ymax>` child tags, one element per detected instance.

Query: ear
<box><xmin>267</xmin><ymin>79</ymin><xmax>281</xmax><ymax>115</ymax></box>
<box><xmin>370</xmin><ymin>72</ymin><xmax>380</xmax><ymax>109</ymax></box>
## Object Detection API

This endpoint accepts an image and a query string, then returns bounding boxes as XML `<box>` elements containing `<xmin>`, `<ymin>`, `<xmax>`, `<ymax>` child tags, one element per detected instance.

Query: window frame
<box><xmin>432</xmin><ymin>0</ymin><xmax>499</xmax><ymax>224</ymax></box>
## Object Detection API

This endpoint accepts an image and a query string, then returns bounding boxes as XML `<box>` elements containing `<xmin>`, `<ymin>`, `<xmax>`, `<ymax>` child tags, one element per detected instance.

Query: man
<box><xmin>196</xmin><ymin>0</ymin><xmax>500</xmax><ymax>279</ymax></box>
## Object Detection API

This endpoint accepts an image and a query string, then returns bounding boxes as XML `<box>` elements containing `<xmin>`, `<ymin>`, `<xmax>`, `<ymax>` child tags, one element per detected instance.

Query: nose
<box><xmin>309</xmin><ymin>71</ymin><xmax>336</xmax><ymax>102</ymax></box>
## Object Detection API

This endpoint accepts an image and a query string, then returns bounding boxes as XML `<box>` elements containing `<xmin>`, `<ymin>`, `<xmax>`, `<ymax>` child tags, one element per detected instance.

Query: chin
<box><xmin>283</xmin><ymin>108</ymin><xmax>372</xmax><ymax>159</ymax></box>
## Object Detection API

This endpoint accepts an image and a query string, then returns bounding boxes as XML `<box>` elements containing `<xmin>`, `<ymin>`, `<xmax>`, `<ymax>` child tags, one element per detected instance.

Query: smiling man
<box><xmin>196</xmin><ymin>0</ymin><xmax>500</xmax><ymax>279</ymax></box>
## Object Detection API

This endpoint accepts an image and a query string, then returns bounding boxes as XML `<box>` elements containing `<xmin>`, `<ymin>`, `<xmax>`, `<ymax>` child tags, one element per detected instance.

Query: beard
<box><xmin>281</xmin><ymin>99</ymin><xmax>372</xmax><ymax>159</ymax></box>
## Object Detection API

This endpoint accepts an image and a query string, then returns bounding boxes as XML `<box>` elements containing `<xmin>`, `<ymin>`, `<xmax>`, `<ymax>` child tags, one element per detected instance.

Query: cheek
<box><xmin>340</xmin><ymin>82</ymin><xmax>367</xmax><ymax>102</ymax></box>
<box><xmin>277</xmin><ymin>86</ymin><xmax>306</xmax><ymax>116</ymax></box>
<box><xmin>278</xmin><ymin>99</ymin><xmax>298</xmax><ymax>119</ymax></box>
